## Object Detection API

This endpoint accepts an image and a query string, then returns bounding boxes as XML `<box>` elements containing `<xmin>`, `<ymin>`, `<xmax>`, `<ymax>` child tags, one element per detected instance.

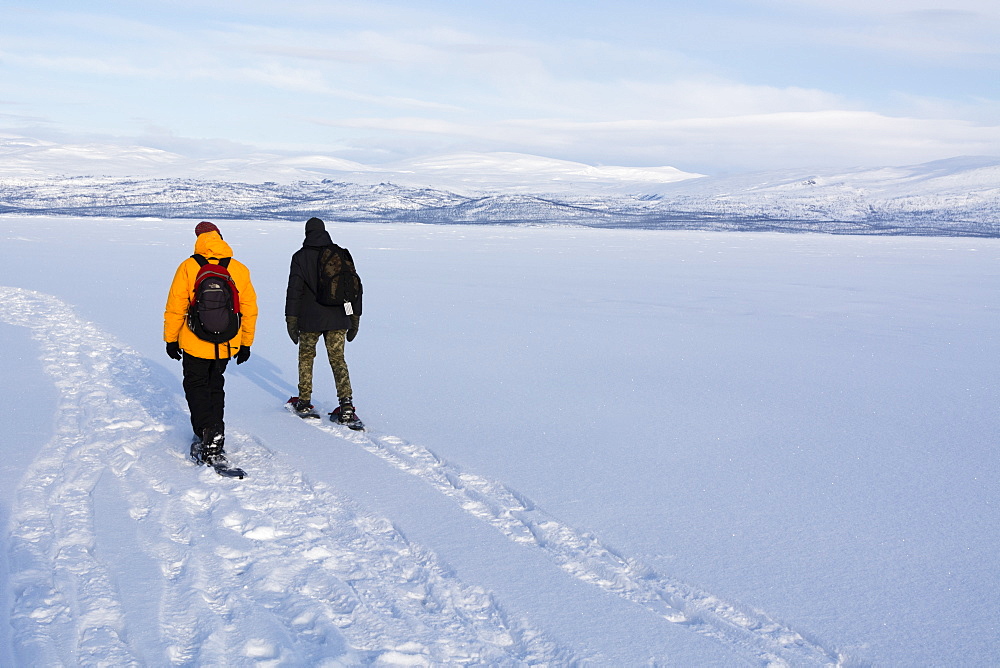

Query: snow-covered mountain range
<box><xmin>1</xmin><ymin>134</ymin><xmax>998</xmax><ymax>235</ymax></box>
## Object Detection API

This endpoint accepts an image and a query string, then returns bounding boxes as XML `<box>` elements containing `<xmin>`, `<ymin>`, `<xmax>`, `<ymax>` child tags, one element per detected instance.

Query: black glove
<box><xmin>166</xmin><ymin>341</ymin><xmax>182</xmax><ymax>360</ymax></box>
<box><xmin>346</xmin><ymin>315</ymin><xmax>360</xmax><ymax>342</ymax></box>
<box><xmin>235</xmin><ymin>346</ymin><xmax>251</xmax><ymax>364</ymax></box>
<box><xmin>286</xmin><ymin>316</ymin><xmax>299</xmax><ymax>344</ymax></box>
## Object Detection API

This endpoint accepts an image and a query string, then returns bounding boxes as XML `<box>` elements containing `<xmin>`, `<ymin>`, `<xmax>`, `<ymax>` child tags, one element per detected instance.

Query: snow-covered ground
<box><xmin>1</xmin><ymin>216</ymin><xmax>998</xmax><ymax>666</ymax></box>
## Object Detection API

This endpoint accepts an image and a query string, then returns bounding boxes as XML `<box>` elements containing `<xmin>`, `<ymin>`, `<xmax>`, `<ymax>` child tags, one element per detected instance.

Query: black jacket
<box><xmin>285</xmin><ymin>228</ymin><xmax>362</xmax><ymax>332</ymax></box>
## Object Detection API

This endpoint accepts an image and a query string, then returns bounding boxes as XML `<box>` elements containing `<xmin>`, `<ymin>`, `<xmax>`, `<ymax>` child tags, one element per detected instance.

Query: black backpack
<box><xmin>187</xmin><ymin>255</ymin><xmax>242</xmax><ymax>343</ymax></box>
<box><xmin>316</xmin><ymin>244</ymin><xmax>362</xmax><ymax>314</ymax></box>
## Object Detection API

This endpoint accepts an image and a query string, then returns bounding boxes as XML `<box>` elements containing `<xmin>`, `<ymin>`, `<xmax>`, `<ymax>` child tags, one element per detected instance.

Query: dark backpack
<box><xmin>187</xmin><ymin>254</ymin><xmax>242</xmax><ymax>343</ymax></box>
<box><xmin>316</xmin><ymin>244</ymin><xmax>362</xmax><ymax>314</ymax></box>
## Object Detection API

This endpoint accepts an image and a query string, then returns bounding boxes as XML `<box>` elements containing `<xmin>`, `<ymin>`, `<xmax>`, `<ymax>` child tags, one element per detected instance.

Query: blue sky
<box><xmin>1</xmin><ymin>0</ymin><xmax>998</xmax><ymax>173</ymax></box>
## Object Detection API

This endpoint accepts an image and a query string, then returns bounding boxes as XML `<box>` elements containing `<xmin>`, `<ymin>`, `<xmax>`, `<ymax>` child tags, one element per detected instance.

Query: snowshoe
<box><xmin>190</xmin><ymin>435</ymin><xmax>203</xmax><ymax>464</ymax></box>
<box><xmin>286</xmin><ymin>396</ymin><xmax>320</xmax><ymax>419</ymax></box>
<box><xmin>330</xmin><ymin>400</ymin><xmax>365</xmax><ymax>431</ymax></box>
<box><xmin>193</xmin><ymin>424</ymin><xmax>246</xmax><ymax>479</ymax></box>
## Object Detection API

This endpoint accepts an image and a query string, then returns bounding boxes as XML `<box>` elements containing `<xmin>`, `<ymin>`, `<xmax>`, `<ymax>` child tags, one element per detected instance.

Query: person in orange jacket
<box><xmin>164</xmin><ymin>221</ymin><xmax>258</xmax><ymax>466</ymax></box>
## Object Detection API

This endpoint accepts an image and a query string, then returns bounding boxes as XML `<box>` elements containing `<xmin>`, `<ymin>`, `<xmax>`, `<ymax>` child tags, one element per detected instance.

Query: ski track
<box><xmin>306</xmin><ymin>410</ymin><xmax>848</xmax><ymax>665</ymax></box>
<box><xmin>0</xmin><ymin>286</ymin><xmax>573</xmax><ymax>666</ymax></box>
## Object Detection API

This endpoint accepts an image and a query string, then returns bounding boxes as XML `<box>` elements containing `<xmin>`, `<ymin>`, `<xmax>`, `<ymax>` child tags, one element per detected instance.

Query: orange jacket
<box><xmin>163</xmin><ymin>231</ymin><xmax>258</xmax><ymax>359</ymax></box>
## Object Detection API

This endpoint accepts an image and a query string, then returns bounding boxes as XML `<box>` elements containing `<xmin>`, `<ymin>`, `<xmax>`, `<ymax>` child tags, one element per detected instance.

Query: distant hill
<box><xmin>1</xmin><ymin>135</ymin><xmax>997</xmax><ymax>235</ymax></box>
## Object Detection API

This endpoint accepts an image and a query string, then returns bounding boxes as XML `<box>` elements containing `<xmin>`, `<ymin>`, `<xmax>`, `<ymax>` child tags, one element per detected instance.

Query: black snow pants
<box><xmin>182</xmin><ymin>353</ymin><xmax>229</xmax><ymax>439</ymax></box>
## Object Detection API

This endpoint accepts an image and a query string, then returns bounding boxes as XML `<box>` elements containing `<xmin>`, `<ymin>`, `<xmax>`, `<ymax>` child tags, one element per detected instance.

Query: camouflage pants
<box><xmin>298</xmin><ymin>330</ymin><xmax>352</xmax><ymax>402</ymax></box>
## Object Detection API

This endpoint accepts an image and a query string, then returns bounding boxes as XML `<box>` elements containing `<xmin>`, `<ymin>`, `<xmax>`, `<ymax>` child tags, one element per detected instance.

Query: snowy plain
<box><xmin>1</xmin><ymin>215</ymin><xmax>998</xmax><ymax>666</ymax></box>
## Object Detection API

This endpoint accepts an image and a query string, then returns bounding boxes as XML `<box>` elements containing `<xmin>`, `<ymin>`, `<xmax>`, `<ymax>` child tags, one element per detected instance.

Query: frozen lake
<box><xmin>1</xmin><ymin>216</ymin><xmax>998</xmax><ymax>665</ymax></box>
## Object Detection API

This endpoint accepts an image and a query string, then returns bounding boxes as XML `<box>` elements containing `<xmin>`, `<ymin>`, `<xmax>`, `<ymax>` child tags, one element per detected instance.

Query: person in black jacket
<box><xmin>285</xmin><ymin>217</ymin><xmax>363</xmax><ymax>429</ymax></box>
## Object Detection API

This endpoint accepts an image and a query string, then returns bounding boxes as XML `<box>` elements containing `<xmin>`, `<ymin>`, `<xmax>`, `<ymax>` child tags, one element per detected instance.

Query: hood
<box><xmin>303</xmin><ymin>228</ymin><xmax>334</xmax><ymax>248</ymax></box>
<box><xmin>193</xmin><ymin>230</ymin><xmax>234</xmax><ymax>259</ymax></box>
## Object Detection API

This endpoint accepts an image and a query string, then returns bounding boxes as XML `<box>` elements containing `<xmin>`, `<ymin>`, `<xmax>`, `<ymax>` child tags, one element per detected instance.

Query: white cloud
<box><xmin>312</xmin><ymin>110</ymin><xmax>1000</xmax><ymax>172</ymax></box>
<box><xmin>752</xmin><ymin>0</ymin><xmax>1000</xmax><ymax>61</ymax></box>
<box><xmin>1</xmin><ymin>1</ymin><xmax>997</xmax><ymax>173</ymax></box>
<box><xmin>890</xmin><ymin>92</ymin><xmax>1000</xmax><ymax>124</ymax></box>
<box><xmin>562</xmin><ymin>112</ymin><xmax>1000</xmax><ymax>171</ymax></box>
<box><xmin>3</xmin><ymin>52</ymin><xmax>147</xmax><ymax>77</ymax></box>
<box><xmin>763</xmin><ymin>0</ymin><xmax>998</xmax><ymax>16</ymax></box>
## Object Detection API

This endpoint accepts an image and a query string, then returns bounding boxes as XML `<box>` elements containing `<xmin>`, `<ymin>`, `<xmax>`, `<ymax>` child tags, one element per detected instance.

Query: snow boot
<box><xmin>200</xmin><ymin>423</ymin><xmax>228</xmax><ymax>467</ymax></box>
<box><xmin>330</xmin><ymin>397</ymin><xmax>364</xmax><ymax>431</ymax></box>
<box><xmin>286</xmin><ymin>396</ymin><xmax>319</xmax><ymax>418</ymax></box>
